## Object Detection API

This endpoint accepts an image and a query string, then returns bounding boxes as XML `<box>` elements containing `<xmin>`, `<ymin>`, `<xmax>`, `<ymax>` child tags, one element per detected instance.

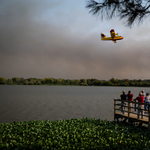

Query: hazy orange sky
<box><xmin>1</xmin><ymin>0</ymin><xmax>150</xmax><ymax>80</ymax></box>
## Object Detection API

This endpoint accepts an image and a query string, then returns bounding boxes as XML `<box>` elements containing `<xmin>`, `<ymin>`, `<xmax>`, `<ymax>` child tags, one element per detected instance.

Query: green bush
<box><xmin>0</xmin><ymin>118</ymin><xmax>150</xmax><ymax>149</ymax></box>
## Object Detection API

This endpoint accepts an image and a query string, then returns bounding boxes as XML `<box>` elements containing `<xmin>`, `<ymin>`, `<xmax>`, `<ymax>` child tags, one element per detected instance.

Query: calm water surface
<box><xmin>0</xmin><ymin>85</ymin><xmax>150</xmax><ymax>123</ymax></box>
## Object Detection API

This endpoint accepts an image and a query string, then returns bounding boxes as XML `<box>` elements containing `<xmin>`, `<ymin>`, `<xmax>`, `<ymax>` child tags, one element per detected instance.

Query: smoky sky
<box><xmin>1</xmin><ymin>0</ymin><xmax>150</xmax><ymax>80</ymax></box>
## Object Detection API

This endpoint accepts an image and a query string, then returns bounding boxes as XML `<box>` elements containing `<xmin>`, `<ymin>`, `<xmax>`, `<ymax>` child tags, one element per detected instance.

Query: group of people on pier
<box><xmin>120</xmin><ymin>90</ymin><xmax>150</xmax><ymax>119</ymax></box>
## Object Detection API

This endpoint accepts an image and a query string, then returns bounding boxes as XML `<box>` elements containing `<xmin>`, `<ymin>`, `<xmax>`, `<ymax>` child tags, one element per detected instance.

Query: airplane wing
<box><xmin>113</xmin><ymin>36</ymin><xmax>123</xmax><ymax>40</ymax></box>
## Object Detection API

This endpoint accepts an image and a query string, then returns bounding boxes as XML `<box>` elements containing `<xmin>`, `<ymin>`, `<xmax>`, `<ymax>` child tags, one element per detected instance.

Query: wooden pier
<box><xmin>114</xmin><ymin>99</ymin><xmax>150</xmax><ymax>129</ymax></box>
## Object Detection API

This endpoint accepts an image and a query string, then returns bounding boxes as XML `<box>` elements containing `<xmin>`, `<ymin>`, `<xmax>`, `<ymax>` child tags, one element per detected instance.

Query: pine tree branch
<box><xmin>85</xmin><ymin>0</ymin><xmax>150</xmax><ymax>26</ymax></box>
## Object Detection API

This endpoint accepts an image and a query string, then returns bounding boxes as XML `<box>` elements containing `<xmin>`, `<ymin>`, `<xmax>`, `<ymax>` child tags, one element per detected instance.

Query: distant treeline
<box><xmin>1</xmin><ymin>77</ymin><xmax>150</xmax><ymax>87</ymax></box>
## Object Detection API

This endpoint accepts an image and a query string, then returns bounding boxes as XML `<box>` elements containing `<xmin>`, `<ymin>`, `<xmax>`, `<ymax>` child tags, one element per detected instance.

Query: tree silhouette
<box><xmin>86</xmin><ymin>0</ymin><xmax>150</xmax><ymax>27</ymax></box>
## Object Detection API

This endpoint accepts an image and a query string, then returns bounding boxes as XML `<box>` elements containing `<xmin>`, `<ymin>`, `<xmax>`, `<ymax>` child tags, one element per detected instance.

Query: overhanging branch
<box><xmin>86</xmin><ymin>0</ymin><xmax>150</xmax><ymax>26</ymax></box>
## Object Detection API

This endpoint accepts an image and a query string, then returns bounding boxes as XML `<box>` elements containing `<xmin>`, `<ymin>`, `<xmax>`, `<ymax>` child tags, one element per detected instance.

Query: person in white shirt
<box><xmin>145</xmin><ymin>92</ymin><xmax>150</xmax><ymax>113</ymax></box>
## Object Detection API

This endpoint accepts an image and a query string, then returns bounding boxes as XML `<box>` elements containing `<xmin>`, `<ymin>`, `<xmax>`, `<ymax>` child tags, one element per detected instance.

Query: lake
<box><xmin>0</xmin><ymin>85</ymin><xmax>150</xmax><ymax>123</ymax></box>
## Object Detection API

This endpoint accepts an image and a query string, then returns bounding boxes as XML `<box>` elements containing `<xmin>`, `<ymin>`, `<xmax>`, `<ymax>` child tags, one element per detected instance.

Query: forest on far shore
<box><xmin>1</xmin><ymin>77</ymin><xmax>150</xmax><ymax>87</ymax></box>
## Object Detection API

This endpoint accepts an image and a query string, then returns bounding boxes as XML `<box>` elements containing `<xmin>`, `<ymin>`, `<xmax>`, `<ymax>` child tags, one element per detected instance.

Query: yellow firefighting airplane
<box><xmin>101</xmin><ymin>29</ymin><xmax>123</xmax><ymax>43</ymax></box>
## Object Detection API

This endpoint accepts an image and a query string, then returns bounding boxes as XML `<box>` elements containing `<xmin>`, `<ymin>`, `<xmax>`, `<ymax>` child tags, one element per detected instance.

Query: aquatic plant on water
<box><xmin>0</xmin><ymin>117</ymin><xmax>150</xmax><ymax>149</ymax></box>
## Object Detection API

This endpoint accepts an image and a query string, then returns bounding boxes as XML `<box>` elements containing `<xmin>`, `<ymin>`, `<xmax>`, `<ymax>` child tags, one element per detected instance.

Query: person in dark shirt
<box><xmin>120</xmin><ymin>91</ymin><xmax>127</xmax><ymax>115</ymax></box>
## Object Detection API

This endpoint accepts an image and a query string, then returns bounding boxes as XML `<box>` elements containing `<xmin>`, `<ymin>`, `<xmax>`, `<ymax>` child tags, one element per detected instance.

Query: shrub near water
<box><xmin>0</xmin><ymin>118</ymin><xmax>150</xmax><ymax>149</ymax></box>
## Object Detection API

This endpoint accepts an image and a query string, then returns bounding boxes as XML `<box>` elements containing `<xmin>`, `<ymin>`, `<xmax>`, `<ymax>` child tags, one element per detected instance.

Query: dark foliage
<box><xmin>86</xmin><ymin>0</ymin><xmax>150</xmax><ymax>26</ymax></box>
<box><xmin>1</xmin><ymin>77</ymin><xmax>150</xmax><ymax>87</ymax></box>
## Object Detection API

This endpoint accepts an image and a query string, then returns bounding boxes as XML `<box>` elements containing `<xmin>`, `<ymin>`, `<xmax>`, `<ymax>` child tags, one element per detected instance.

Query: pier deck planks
<box><xmin>115</xmin><ymin>111</ymin><xmax>149</xmax><ymax>124</ymax></box>
<box><xmin>114</xmin><ymin>99</ymin><xmax>150</xmax><ymax>126</ymax></box>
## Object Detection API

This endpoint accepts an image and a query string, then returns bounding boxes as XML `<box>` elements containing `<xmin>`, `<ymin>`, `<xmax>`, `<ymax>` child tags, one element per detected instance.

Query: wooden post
<box><xmin>128</xmin><ymin>101</ymin><xmax>130</xmax><ymax>123</ymax></box>
<box><xmin>134</xmin><ymin>100</ymin><xmax>136</xmax><ymax>111</ymax></box>
<box><xmin>114</xmin><ymin>99</ymin><xmax>116</xmax><ymax>121</ymax></box>
<box><xmin>148</xmin><ymin>105</ymin><xmax>150</xmax><ymax>131</ymax></box>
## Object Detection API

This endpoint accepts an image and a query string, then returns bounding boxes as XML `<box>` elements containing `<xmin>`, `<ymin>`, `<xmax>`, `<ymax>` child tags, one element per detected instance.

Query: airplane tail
<box><xmin>101</xmin><ymin>33</ymin><xmax>106</xmax><ymax>38</ymax></box>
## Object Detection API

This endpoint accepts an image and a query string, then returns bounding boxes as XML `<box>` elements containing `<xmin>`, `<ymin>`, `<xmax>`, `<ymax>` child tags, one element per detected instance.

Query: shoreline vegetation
<box><xmin>0</xmin><ymin>118</ymin><xmax>150</xmax><ymax>149</ymax></box>
<box><xmin>1</xmin><ymin>77</ymin><xmax>150</xmax><ymax>87</ymax></box>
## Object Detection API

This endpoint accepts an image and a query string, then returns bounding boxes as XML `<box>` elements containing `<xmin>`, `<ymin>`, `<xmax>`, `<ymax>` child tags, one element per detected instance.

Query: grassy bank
<box><xmin>0</xmin><ymin>118</ymin><xmax>150</xmax><ymax>149</ymax></box>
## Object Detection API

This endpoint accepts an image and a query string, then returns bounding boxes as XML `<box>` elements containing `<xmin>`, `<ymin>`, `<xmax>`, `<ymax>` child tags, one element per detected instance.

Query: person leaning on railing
<box><xmin>127</xmin><ymin>91</ymin><xmax>133</xmax><ymax>112</ymax></box>
<box><xmin>133</xmin><ymin>93</ymin><xmax>145</xmax><ymax>119</ymax></box>
<box><xmin>120</xmin><ymin>91</ymin><xmax>127</xmax><ymax>115</ymax></box>
<box><xmin>145</xmin><ymin>92</ymin><xmax>150</xmax><ymax>114</ymax></box>
<box><xmin>141</xmin><ymin>90</ymin><xmax>146</xmax><ymax>111</ymax></box>
<box><xmin>141</xmin><ymin>90</ymin><xmax>146</xmax><ymax>97</ymax></box>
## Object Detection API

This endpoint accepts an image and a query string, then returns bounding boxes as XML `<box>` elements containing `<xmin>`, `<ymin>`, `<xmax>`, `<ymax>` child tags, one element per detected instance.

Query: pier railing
<box><xmin>114</xmin><ymin>99</ymin><xmax>150</xmax><ymax>128</ymax></box>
